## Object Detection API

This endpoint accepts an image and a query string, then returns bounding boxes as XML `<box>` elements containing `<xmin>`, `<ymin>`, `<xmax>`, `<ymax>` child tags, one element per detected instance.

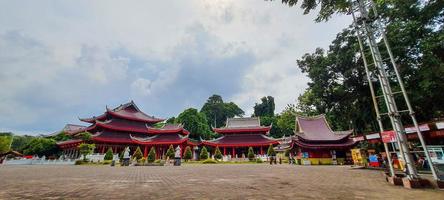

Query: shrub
<box><xmin>247</xmin><ymin>147</ymin><xmax>255</xmax><ymax>161</ymax></box>
<box><xmin>75</xmin><ymin>160</ymin><xmax>86</xmax><ymax>165</ymax></box>
<box><xmin>166</xmin><ymin>145</ymin><xmax>175</xmax><ymax>159</ymax></box>
<box><xmin>200</xmin><ymin>146</ymin><xmax>209</xmax><ymax>160</ymax></box>
<box><xmin>148</xmin><ymin>147</ymin><xmax>156</xmax><ymax>163</ymax></box>
<box><xmin>133</xmin><ymin>146</ymin><xmax>143</xmax><ymax>160</ymax></box>
<box><xmin>139</xmin><ymin>157</ymin><xmax>146</xmax><ymax>164</ymax></box>
<box><xmin>202</xmin><ymin>159</ymin><xmax>217</xmax><ymax>164</ymax></box>
<box><xmin>183</xmin><ymin>146</ymin><xmax>192</xmax><ymax>161</ymax></box>
<box><xmin>284</xmin><ymin>149</ymin><xmax>290</xmax><ymax>157</ymax></box>
<box><xmin>79</xmin><ymin>143</ymin><xmax>95</xmax><ymax>161</ymax></box>
<box><xmin>214</xmin><ymin>147</ymin><xmax>222</xmax><ymax>160</ymax></box>
<box><xmin>267</xmin><ymin>144</ymin><xmax>275</xmax><ymax>157</ymax></box>
<box><xmin>102</xmin><ymin>160</ymin><xmax>112</xmax><ymax>165</ymax></box>
<box><xmin>104</xmin><ymin>147</ymin><xmax>114</xmax><ymax>161</ymax></box>
<box><xmin>256</xmin><ymin>158</ymin><xmax>263</xmax><ymax>163</ymax></box>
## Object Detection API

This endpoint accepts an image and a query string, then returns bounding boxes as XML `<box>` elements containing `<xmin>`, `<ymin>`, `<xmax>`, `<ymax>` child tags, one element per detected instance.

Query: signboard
<box><xmin>405</xmin><ymin>124</ymin><xmax>430</xmax><ymax>134</ymax></box>
<box><xmin>352</xmin><ymin>136</ymin><xmax>365</xmax><ymax>142</ymax></box>
<box><xmin>365</xmin><ymin>133</ymin><xmax>380</xmax><ymax>140</ymax></box>
<box><xmin>381</xmin><ymin>130</ymin><xmax>397</xmax><ymax>143</ymax></box>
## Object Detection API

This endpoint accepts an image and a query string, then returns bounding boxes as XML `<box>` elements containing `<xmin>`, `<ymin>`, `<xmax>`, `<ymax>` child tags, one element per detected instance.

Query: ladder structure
<box><xmin>349</xmin><ymin>0</ymin><xmax>438</xmax><ymax>180</ymax></box>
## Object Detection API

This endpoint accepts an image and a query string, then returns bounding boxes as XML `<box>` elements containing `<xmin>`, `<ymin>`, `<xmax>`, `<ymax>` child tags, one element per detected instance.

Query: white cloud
<box><xmin>0</xmin><ymin>0</ymin><xmax>351</xmax><ymax>133</ymax></box>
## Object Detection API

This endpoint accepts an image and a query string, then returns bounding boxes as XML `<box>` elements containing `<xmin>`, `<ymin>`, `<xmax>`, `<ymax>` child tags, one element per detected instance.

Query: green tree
<box><xmin>200</xmin><ymin>146</ymin><xmax>209</xmax><ymax>160</ymax></box>
<box><xmin>200</xmin><ymin>94</ymin><xmax>244</xmax><ymax>128</ymax></box>
<box><xmin>10</xmin><ymin>135</ymin><xmax>35</xmax><ymax>153</ymax></box>
<box><xmin>22</xmin><ymin>138</ymin><xmax>59</xmax><ymax>157</ymax></box>
<box><xmin>133</xmin><ymin>146</ymin><xmax>143</xmax><ymax>160</ymax></box>
<box><xmin>166</xmin><ymin>145</ymin><xmax>175</xmax><ymax>159</ymax></box>
<box><xmin>267</xmin><ymin>144</ymin><xmax>276</xmax><ymax>157</ymax></box>
<box><xmin>79</xmin><ymin>143</ymin><xmax>95</xmax><ymax>161</ymax></box>
<box><xmin>214</xmin><ymin>146</ymin><xmax>222</xmax><ymax>161</ymax></box>
<box><xmin>166</xmin><ymin>117</ymin><xmax>176</xmax><ymax>124</ymax></box>
<box><xmin>279</xmin><ymin>0</ymin><xmax>350</xmax><ymax>22</ymax></box>
<box><xmin>148</xmin><ymin>147</ymin><xmax>156</xmax><ymax>163</ymax></box>
<box><xmin>247</xmin><ymin>147</ymin><xmax>255</xmax><ymax>161</ymax></box>
<box><xmin>183</xmin><ymin>146</ymin><xmax>192</xmax><ymax>161</ymax></box>
<box><xmin>254</xmin><ymin>96</ymin><xmax>275</xmax><ymax>117</ymax></box>
<box><xmin>293</xmin><ymin>1</ymin><xmax>444</xmax><ymax>133</ymax></box>
<box><xmin>176</xmin><ymin>108</ymin><xmax>212</xmax><ymax>140</ymax></box>
<box><xmin>49</xmin><ymin>131</ymin><xmax>72</xmax><ymax>142</ymax></box>
<box><xmin>277</xmin><ymin>104</ymin><xmax>297</xmax><ymax>136</ymax></box>
<box><xmin>78</xmin><ymin>132</ymin><xmax>92</xmax><ymax>141</ymax></box>
<box><xmin>104</xmin><ymin>147</ymin><xmax>114</xmax><ymax>160</ymax></box>
<box><xmin>0</xmin><ymin>135</ymin><xmax>12</xmax><ymax>154</ymax></box>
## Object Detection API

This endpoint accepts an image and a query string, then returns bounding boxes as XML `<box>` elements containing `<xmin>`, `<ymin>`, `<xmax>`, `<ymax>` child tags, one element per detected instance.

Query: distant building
<box><xmin>57</xmin><ymin>101</ymin><xmax>196</xmax><ymax>159</ymax></box>
<box><xmin>291</xmin><ymin>115</ymin><xmax>356</xmax><ymax>165</ymax></box>
<box><xmin>202</xmin><ymin>117</ymin><xmax>279</xmax><ymax>158</ymax></box>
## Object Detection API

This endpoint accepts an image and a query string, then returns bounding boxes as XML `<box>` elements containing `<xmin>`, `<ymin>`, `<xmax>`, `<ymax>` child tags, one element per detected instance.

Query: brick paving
<box><xmin>0</xmin><ymin>164</ymin><xmax>443</xmax><ymax>199</ymax></box>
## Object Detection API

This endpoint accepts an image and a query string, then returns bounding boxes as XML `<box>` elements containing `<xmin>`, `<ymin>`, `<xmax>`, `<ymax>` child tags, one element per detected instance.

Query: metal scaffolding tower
<box><xmin>349</xmin><ymin>0</ymin><xmax>438</xmax><ymax>180</ymax></box>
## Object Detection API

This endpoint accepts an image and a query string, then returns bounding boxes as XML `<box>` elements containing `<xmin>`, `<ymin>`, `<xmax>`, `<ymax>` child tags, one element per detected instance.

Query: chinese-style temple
<box><xmin>57</xmin><ymin>101</ymin><xmax>196</xmax><ymax>159</ymax></box>
<box><xmin>291</xmin><ymin>115</ymin><xmax>356</xmax><ymax>165</ymax></box>
<box><xmin>202</xmin><ymin>117</ymin><xmax>279</xmax><ymax>158</ymax></box>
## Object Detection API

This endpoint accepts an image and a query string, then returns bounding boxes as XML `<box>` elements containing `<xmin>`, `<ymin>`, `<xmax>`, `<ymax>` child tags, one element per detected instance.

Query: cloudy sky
<box><xmin>0</xmin><ymin>0</ymin><xmax>351</xmax><ymax>134</ymax></box>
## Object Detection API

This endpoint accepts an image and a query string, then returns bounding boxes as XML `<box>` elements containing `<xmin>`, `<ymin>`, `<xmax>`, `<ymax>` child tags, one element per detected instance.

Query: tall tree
<box><xmin>277</xmin><ymin>104</ymin><xmax>298</xmax><ymax>136</ymax></box>
<box><xmin>253</xmin><ymin>96</ymin><xmax>275</xmax><ymax>117</ymax></box>
<box><xmin>200</xmin><ymin>94</ymin><xmax>244</xmax><ymax>128</ymax></box>
<box><xmin>176</xmin><ymin>108</ymin><xmax>212</xmax><ymax>140</ymax></box>
<box><xmin>293</xmin><ymin>0</ymin><xmax>444</xmax><ymax>132</ymax></box>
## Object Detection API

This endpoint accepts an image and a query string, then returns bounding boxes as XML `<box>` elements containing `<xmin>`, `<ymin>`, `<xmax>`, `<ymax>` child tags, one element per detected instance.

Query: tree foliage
<box><xmin>183</xmin><ymin>146</ymin><xmax>192</xmax><ymax>161</ymax></box>
<box><xmin>79</xmin><ymin>143</ymin><xmax>95</xmax><ymax>161</ymax></box>
<box><xmin>276</xmin><ymin>104</ymin><xmax>297</xmax><ymax>136</ymax></box>
<box><xmin>22</xmin><ymin>138</ymin><xmax>59</xmax><ymax>157</ymax></box>
<box><xmin>78</xmin><ymin>132</ymin><xmax>92</xmax><ymax>141</ymax></box>
<box><xmin>166</xmin><ymin>145</ymin><xmax>175</xmax><ymax>159</ymax></box>
<box><xmin>214</xmin><ymin>146</ymin><xmax>222</xmax><ymax>160</ymax></box>
<box><xmin>176</xmin><ymin>108</ymin><xmax>213</xmax><ymax>140</ymax></box>
<box><xmin>200</xmin><ymin>146</ymin><xmax>209</xmax><ymax>160</ymax></box>
<box><xmin>133</xmin><ymin>146</ymin><xmax>143</xmax><ymax>160</ymax></box>
<box><xmin>267</xmin><ymin>144</ymin><xmax>276</xmax><ymax>156</ymax></box>
<box><xmin>247</xmin><ymin>147</ymin><xmax>255</xmax><ymax>161</ymax></box>
<box><xmin>200</xmin><ymin>94</ymin><xmax>244</xmax><ymax>128</ymax></box>
<box><xmin>49</xmin><ymin>131</ymin><xmax>72</xmax><ymax>142</ymax></box>
<box><xmin>279</xmin><ymin>0</ymin><xmax>350</xmax><ymax>22</ymax></box>
<box><xmin>148</xmin><ymin>147</ymin><xmax>156</xmax><ymax>163</ymax></box>
<box><xmin>0</xmin><ymin>135</ymin><xmax>12</xmax><ymax>154</ymax></box>
<box><xmin>104</xmin><ymin>147</ymin><xmax>114</xmax><ymax>160</ymax></box>
<box><xmin>254</xmin><ymin>96</ymin><xmax>275</xmax><ymax>117</ymax></box>
<box><xmin>293</xmin><ymin>0</ymin><xmax>444</xmax><ymax>132</ymax></box>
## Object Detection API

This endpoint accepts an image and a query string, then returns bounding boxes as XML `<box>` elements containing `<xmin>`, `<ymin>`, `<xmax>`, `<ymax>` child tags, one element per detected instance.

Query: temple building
<box><xmin>57</xmin><ymin>101</ymin><xmax>196</xmax><ymax>159</ymax></box>
<box><xmin>291</xmin><ymin>115</ymin><xmax>356</xmax><ymax>165</ymax></box>
<box><xmin>202</xmin><ymin>117</ymin><xmax>279</xmax><ymax>159</ymax></box>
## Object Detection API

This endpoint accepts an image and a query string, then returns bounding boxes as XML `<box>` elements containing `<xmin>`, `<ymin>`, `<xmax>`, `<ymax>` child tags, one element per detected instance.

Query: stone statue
<box><xmin>174</xmin><ymin>146</ymin><xmax>181</xmax><ymax>166</ymax></box>
<box><xmin>122</xmin><ymin>147</ymin><xmax>130</xmax><ymax>166</ymax></box>
<box><xmin>123</xmin><ymin>147</ymin><xmax>130</xmax><ymax>159</ymax></box>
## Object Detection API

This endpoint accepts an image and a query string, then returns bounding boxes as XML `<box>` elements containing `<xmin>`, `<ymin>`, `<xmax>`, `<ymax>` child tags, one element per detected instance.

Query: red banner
<box><xmin>381</xmin><ymin>131</ymin><xmax>397</xmax><ymax>143</ymax></box>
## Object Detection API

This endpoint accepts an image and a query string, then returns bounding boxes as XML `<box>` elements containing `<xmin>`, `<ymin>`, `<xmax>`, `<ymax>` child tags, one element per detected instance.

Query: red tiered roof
<box><xmin>293</xmin><ymin>115</ymin><xmax>356</xmax><ymax>150</ymax></box>
<box><xmin>212</xmin><ymin>117</ymin><xmax>271</xmax><ymax>135</ymax></box>
<box><xmin>79</xmin><ymin>101</ymin><xmax>164</xmax><ymax>124</ymax></box>
<box><xmin>147</xmin><ymin>124</ymin><xmax>189</xmax><ymax>135</ymax></box>
<box><xmin>204</xmin><ymin>117</ymin><xmax>277</xmax><ymax>147</ymax></box>
<box><xmin>202</xmin><ymin>134</ymin><xmax>279</xmax><ymax>147</ymax></box>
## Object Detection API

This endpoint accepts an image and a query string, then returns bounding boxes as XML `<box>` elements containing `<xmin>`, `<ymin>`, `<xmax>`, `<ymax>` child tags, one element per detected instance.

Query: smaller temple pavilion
<box><xmin>291</xmin><ymin>115</ymin><xmax>356</xmax><ymax>165</ymax></box>
<box><xmin>57</xmin><ymin>101</ymin><xmax>196</xmax><ymax>159</ymax></box>
<box><xmin>202</xmin><ymin>117</ymin><xmax>279</xmax><ymax>159</ymax></box>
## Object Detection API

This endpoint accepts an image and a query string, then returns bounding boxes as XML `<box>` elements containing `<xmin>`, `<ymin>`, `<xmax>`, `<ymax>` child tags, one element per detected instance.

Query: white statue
<box><xmin>123</xmin><ymin>147</ymin><xmax>130</xmax><ymax>159</ymax></box>
<box><xmin>175</xmin><ymin>146</ymin><xmax>181</xmax><ymax>158</ymax></box>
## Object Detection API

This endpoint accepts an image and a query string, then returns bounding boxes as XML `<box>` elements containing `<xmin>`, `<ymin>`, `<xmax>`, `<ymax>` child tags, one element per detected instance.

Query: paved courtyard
<box><xmin>0</xmin><ymin>164</ymin><xmax>442</xmax><ymax>199</ymax></box>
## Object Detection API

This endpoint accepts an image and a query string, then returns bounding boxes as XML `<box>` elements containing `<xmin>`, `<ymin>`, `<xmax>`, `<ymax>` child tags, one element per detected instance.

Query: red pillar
<box><xmin>144</xmin><ymin>145</ymin><xmax>148</xmax><ymax>157</ymax></box>
<box><xmin>223</xmin><ymin>147</ymin><xmax>226</xmax><ymax>156</ymax></box>
<box><xmin>232</xmin><ymin>147</ymin><xmax>235</xmax><ymax>157</ymax></box>
<box><xmin>260</xmin><ymin>146</ymin><xmax>263</xmax><ymax>155</ymax></box>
